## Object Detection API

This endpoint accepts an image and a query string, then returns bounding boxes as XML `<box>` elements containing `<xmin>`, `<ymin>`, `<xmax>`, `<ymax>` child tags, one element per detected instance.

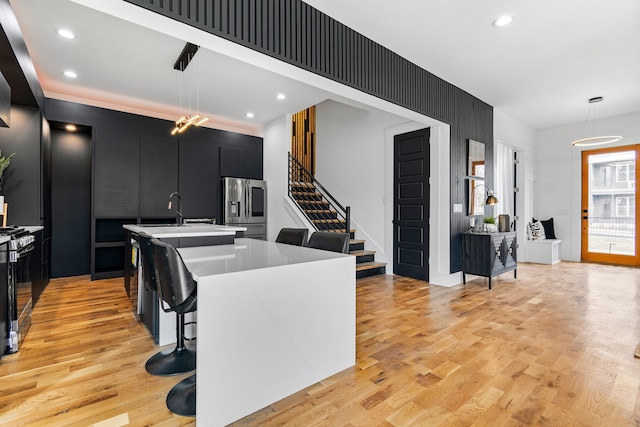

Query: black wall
<box><xmin>0</xmin><ymin>105</ymin><xmax>42</xmax><ymax>226</ymax></box>
<box><xmin>124</xmin><ymin>0</ymin><xmax>494</xmax><ymax>272</ymax></box>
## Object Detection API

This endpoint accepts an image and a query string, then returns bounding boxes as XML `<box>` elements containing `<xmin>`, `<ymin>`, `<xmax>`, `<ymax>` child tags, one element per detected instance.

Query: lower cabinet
<box><xmin>461</xmin><ymin>231</ymin><xmax>517</xmax><ymax>289</ymax></box>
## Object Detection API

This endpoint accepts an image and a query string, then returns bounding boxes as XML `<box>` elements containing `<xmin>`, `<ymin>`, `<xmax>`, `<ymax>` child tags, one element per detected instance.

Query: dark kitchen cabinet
<box><xmin>140</xmin><ymin>134</ymin><xmax>178</xmax><ymax>217</ymax></box>
<box><xmin>461</xmin><ymin>231</ymin><xmax>517</xmax><ymax>289</ymax></box>
<box><xmin>220</xmin><ymin>145</ymin><xmax>262</xmax><ymax>180</ymax></box>
<box><xmin>94</xmin><ymin>128</ymin><xmax>140</xmax><ymax>217</ymax></box>
<box><xmin>179</xmin><ymin>139</ymin><xmax>219</xmax><ymax>219</ymax></box>
<box><xmin>30</xmin><ymin>229</ymin><xmax>44</xmax><ymax>306</ymax></box>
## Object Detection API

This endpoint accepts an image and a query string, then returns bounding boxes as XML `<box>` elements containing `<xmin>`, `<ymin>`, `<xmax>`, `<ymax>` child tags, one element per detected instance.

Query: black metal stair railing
<box><xmin>288</xmin><ymin>152</ymin><xmax>351</xmax><ymax>235</ymax></box>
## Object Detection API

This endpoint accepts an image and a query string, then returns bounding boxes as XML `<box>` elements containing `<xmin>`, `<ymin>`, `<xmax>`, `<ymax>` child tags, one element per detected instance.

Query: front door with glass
<box><xmin>581</xmin><ymin>145</ymin><xmax>640</xmax><ymax>266</ymax></box>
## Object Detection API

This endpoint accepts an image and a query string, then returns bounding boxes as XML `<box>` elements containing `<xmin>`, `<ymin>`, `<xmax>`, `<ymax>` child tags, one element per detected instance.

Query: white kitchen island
<box><xmin>177</xmin><ymin>238</ymin><xmax>355</xmax><ymax>427</ymax></box>
<box><xmin>123</xmin><ymin>223</ymin><xmax>247</xmax><ymax>345</ymax></box>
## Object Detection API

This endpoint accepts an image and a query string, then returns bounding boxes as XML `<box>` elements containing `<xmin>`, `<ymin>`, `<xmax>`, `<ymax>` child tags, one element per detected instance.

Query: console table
<box><xmin>461</xmin><ymin>231</ymin><xmax>517</xmax><ymax>289</ymax></box>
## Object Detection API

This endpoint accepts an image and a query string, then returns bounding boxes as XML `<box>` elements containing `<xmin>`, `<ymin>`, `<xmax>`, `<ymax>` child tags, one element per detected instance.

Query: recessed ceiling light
<box><xmin>276</xmin><ymin>93</ymin><xmax>286</xmax><ymax>100</ymax></box>
<box><xmin>66</xmin><ymin>124</ymin><xmax>77</xmax><ymax>132</ymax></box>
<box><xmin>56</xmin><ymin>28</ymin><xmax>76</xmax><ymax>39</ymax></box>
<box><xmin>246</xmin><ymin>112</ymin><xmax>255</xmax><ymax>118</ymax></box>
<box><xmin>63</xmin><ymin>70</ymin><xmax>78</xmax><ymax>78</ymax></box>
<box><xmin>492</xmin><ymin>14</ymin><xmax>515</xmax><ymax>28</ymax></box>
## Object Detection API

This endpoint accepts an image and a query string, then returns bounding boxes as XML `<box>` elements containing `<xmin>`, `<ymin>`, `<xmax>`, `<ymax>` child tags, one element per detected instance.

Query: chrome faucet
<box><xmin>168</xmin><ymin>192</ymin><xmax>183</xmax><ymax>226</ymax></box>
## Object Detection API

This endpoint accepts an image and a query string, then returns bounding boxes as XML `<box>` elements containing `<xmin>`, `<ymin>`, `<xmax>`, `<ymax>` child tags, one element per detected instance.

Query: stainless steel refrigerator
<box><xmin>222</xmin><ymin>177</ymin><xmax>267</xmax><ymax>239</ymax></box>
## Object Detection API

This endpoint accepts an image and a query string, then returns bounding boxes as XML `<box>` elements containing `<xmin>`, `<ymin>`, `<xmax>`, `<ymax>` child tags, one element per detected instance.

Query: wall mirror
<box><xmin>468</xmin><ymin>139</ymin><xmax>485</xmax><ymax>216</ymax></box>
<box><xmin>467</xmin><ymin>139</ymin><xmax>485</xmax><ymax>178</ymax></box>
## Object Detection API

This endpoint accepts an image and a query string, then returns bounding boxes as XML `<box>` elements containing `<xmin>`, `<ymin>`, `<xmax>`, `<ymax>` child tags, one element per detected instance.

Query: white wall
<box><xmin>535</xmin><ymin>112</ymin><xmax>640</xmax><ymax>261</ymax></box>
<box><xmin>263</xmin><ymin>115</ymin><xmax>308</xmax><ymax>240</ymax></box>
<box><xmin>314</xmin><ymin>100</ymin><xmax>407</xmax><ymax>261</ymax></box>
<box><xmin>494</xmin><ymin>109</ymin><xmax>537</xmax><ymax>261</ymax></box>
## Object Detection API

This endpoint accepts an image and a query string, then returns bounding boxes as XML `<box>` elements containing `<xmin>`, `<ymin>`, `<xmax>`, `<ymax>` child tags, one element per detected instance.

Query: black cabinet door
<box><xmin>94</xmin><ymin>128</ymin><xmax>140</xmax><ymax>217</ymax></box>
<box><xmin>140</xmin><ymin>134</ymin><xmax>178</xmax><ymax>217</ymax></box>
<box><xmin>219</xmin><ymin>144</ymin><xmax>262</xmax><ymax>180</ymax></box>
<box><xmin>179</xmin><ymin>139</ymin><xmax>218</xmax><ymax>219</ymax></box>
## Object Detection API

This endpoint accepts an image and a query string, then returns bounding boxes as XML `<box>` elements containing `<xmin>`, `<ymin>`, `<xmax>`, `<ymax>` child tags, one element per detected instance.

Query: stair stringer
<box><xmin>348</xmin><ymin>217</ymin><xmax>388</xmax><ymax>266</ymax></box>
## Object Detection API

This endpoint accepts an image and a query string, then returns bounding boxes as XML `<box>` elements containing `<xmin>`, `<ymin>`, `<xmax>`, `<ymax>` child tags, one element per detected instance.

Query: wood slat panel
<box><xmin>291</xmin><ymin>105</ymin><xmax>315</xmax><ymax>182</ymax></box>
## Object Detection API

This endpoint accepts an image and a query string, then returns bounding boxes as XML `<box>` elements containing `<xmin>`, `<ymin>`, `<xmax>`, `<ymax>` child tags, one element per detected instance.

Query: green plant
<box><xmin>483</xmin><ymin>215</ymin><xmax>496</xmax><ymax>224</ymax></box>
<box><xmin>0</xmin><ymin>150</ymin><xmax>15</xmax><ymax>192</ymax></box>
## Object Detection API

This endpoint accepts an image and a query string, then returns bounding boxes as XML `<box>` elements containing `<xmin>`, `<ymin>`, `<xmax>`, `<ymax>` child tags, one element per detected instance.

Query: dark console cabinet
<box><xmin>461</xmin><ymin>231</ymin><xmax>517</xmax><ymax>289</ymax></box>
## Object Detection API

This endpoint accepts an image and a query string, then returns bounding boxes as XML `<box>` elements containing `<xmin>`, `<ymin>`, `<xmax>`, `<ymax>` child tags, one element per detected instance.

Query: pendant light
<box><xmin>171</xmin><ymin>43</ymin><xmax>209</xmax><ymax>135</ymax></box>
<box><xmin>571</xmin><ymin>97</ymin><xmax>622</xmax><ymax>147</ymax></box>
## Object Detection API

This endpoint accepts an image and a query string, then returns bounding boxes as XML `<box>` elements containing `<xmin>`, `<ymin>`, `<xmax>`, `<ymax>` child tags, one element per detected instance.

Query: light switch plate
<box><xmin>453</xmin><ymin>203</ymin><xmax>462</xmax><ymax>213</ymax></box>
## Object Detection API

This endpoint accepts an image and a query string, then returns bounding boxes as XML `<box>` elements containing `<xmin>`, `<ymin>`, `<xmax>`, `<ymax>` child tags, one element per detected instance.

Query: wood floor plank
<box><xmin>1</xmin><ymin>262</ymin><xmax>639</xmax><ymax>425</ymax></box>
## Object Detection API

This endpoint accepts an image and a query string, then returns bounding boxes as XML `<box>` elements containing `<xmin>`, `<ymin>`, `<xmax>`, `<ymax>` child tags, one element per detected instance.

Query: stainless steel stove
<box><xmin>2</xmin><ymin>227</ymin><xmax>35</xmax><ymax>353</ymax></box>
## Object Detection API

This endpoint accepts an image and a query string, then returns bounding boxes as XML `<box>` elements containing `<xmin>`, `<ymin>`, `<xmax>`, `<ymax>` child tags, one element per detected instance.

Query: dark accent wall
<box><xmin>0</xmin><ymin>105</ymin><xmax>42</xmax><ymax>225</ymax></box>
<box><xmin>124</xmin><ymin>0</ymin><xmax>493</xmax><ymax>273</ymax></box>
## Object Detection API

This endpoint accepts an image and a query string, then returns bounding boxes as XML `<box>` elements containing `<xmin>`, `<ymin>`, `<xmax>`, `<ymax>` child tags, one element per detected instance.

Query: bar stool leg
<box><xmin>145</xmin><ymin>313</ymin><xmax>196</xmax><ymax>376</ymax></box>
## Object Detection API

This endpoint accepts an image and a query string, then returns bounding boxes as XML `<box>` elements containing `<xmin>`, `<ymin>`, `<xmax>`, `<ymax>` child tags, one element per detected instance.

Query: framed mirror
<box><xmin>467</xmin><ymin>139</ymin><xmax>485</xmax><ymax>178</ymax></box>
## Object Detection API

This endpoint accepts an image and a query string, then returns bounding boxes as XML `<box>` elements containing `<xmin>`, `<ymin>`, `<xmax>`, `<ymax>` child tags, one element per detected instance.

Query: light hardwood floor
<box><xmin>1</xmin><ymin>262</ymin><xmax>639</xmax><ymax>426</ymax></box>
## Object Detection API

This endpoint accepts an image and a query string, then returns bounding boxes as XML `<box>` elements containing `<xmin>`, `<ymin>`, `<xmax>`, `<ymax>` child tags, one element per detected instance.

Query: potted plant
<box><xmin>483</xmin><ymin>215</ymin><xmax>497</xmax><ymax>232</ymax></box>
<box><xmin>0</xmin><ymin>150</ymin><xmax>15</xmax><ymax>208</ymax></box>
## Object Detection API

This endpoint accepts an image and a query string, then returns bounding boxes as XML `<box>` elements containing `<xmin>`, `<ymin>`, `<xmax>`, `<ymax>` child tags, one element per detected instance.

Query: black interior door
<box><xmin>393</xmin><ymin>128</ymin><xmax>430</xmax><ymax>280</ymax></box>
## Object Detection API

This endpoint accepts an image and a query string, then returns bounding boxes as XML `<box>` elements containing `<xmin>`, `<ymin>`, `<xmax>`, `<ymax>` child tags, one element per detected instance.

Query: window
<box><xmin>616</xmin><ymin>196</ymin><xmax>635</xmax><ymax>217</ymax></box>
<box><xmin>615</xmin><ymin>162</ymin><xmax>635</xmax><ymax>183</ymax></box>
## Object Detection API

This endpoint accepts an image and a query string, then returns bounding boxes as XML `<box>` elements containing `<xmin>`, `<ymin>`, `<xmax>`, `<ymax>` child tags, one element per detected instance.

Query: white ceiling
<box><xmin>9</xmin><ymin>0</ymin><xmax>640</xmax><ymax>135</ymax></box>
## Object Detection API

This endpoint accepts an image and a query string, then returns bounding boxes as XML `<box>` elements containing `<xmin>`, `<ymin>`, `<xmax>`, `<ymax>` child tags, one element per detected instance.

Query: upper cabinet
<box><xmin>94</xmin><ymin>128</ymin><xmax>140</xmax><ymax>217</ymax></box>
<box><xmin>220</xmin><ymin>144</ymin><xmax>262</xmax><ymax>180</ymax></box>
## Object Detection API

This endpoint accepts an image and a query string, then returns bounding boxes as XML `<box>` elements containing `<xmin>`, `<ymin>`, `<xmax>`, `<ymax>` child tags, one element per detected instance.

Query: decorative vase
<box><xmin>485</xmin><ymin>223</ymin><xmax>497</xmax><ymax>232</ymax></box>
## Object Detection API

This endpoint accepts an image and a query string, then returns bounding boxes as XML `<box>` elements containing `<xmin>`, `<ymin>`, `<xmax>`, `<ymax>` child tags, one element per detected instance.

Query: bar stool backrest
<box><xmin>306</xmin><ymin>231</ymin><xmax>350</xmax><ymax>254</ymax></box>
<box><xmin>137</xmin><ymin>234</ymin><xmax>157</xmax><ymax>292</ymax></box>
<box><xmin>150</xmin><ymin>238</ymin><xmax>197</xmax><ymax>314</ymax></box>
<box><xmin>275</xmin><ymin>228</ymin><xmax>309</xmax><ymax>246</ymax></box>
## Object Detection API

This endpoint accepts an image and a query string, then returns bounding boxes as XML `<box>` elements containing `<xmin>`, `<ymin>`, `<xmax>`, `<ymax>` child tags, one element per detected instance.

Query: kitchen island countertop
<box><xmin>123</xmin><ymin>223</ymin><xmax>246</xmax><ymax>239</ymax></box>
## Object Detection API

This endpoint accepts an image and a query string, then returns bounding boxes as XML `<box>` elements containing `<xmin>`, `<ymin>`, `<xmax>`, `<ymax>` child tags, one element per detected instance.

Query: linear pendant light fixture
<box><xmin>571</xmin><ymin>96</ymin><xmax>622</xmax><ymax>147</ymax></box>
<box><xmin>171</xmin><ymin>42</ymin><xmax>209</xmax><ymax>135</ymax></box>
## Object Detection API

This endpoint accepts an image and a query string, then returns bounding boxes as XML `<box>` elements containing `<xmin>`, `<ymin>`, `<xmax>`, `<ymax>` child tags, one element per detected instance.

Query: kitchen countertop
<box><xmin>123</xmin><ymin>223</ymin><xmax>246</xmax><ymax>238</ymax></box>
<box><xmin>22</xmin><ymin>226</ymin><xmax>44</xmax><ymax>233</ymax></box>
<box><xmin>177</xmin><ymin>237</ymin><xmax>351</xmax><ymax>280</ymax></box>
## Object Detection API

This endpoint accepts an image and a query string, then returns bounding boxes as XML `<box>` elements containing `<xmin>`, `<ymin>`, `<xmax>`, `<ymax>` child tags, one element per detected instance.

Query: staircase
<box><xmin>288</xmin><ymin>154</ymin><xmax>386</xmax><ymax>279</ymax></box>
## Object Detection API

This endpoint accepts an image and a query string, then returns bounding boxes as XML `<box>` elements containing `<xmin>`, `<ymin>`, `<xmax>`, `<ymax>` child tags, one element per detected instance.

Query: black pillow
<box><xmin>532</xmin><ymin>217</ymin><xmax>556</xmax><ymax>239</ymax></box>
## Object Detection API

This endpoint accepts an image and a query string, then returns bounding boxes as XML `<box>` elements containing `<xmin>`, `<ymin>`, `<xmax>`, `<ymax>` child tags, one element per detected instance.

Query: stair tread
<box><xmin>355</xmin><ymin>262</ymin><xmax>387</xmax><ymax>271</ymax></box>
<box><xmin>312</xmin><ymin>219</ymin><xmax>345</xmax><ymax>223</ymax></box>
<box><xmin>350</xmin><ymin>239</ymin><xmax>365</xmax><ymax>244</ymax></box>
<box><xmin>350</xmin><ymin>250</ymin><xmax>376</xmax><ymax>256</ymax></box>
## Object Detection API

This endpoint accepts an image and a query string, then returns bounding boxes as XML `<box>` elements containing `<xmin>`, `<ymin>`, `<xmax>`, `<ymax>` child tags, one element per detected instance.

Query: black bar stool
<box><xmin>306</xmin><ymin>231</ymin><xmax>350</xmax><ymax>254</ymax></box>
<box><xmin>275</xmin><ymin>227</ymin><xmax>309</xmax><ymax>246</ymax></box>
<box><xmin>151</xmin><ymin>238</ymin><xmax>197</xmax><ymax>417</ymax></box>
<box><xmin>141</xmin><ymin>235</ymin><xmax>196</xmax><ymax>377</ymax></box>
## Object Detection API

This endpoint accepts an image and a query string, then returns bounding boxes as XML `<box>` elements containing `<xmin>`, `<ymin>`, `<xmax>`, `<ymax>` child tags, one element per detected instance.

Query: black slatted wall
<box><xmin>124</xmin><ymin>0</ymin><xmax>493</xmax><ymax>273</ymax></box>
